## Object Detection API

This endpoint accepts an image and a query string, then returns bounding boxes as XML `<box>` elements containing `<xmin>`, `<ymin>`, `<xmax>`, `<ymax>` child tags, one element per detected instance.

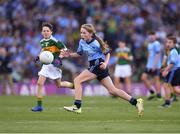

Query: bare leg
<box><xmin>55</xmin><ymin>79</ymin><xmax>74</xmax><ymax>89</ymax></box>
<box><xmin>163</xmin><ymin>83</ymin><xmax>171</xmax><ymax>101</ymax></box>
<box><xmin>74</xmin><ymin>69</ymin><xmax>96</xmax><ymax>100</ymax></box>
<box><xmin>124</xmin><ymin>76</ymin><xmax>131</xmax><ymax>95</ymax></box>
<box><xmin>64</xmin><ymin>70</ymin><xmax>96</xmax><ymax>112</ymax></box>
<box><xmin>36</xmin><ymin>75</ymin><xmax>46</xmax><ymax>98</ymax></box>
<box><xmin>155</xmin><ymin>76</ymin><xmax>161</xmax><ymax>96</ymax></box>
<box><xmin>7</xmin><ymin>74</ymin><xmax>15</xmax><ymax>95</ymax></box>
<box><xmin>114</xmin><ymin>76</ymin><xmax>121</xmax><ymax>89</ymax></box>
<box><xmin>100</xmin><ymin>76</ymin><xmax>144</xmax><ymax>116</ymax></box>
<box><xmin>141</xmin><ymin>73</ymin><xmax>152</xmax><ymax>91</ymax></box>
<box><xmin>31</xmin><ymin>75</ymin><xmax>46</xmax><ymax>111</ymax></box>
<box><xmin>141</xmin><ymin>73</ymin><xmax>156</xmax><ymax>100</ymax></box>
<box><xmin>161</xmin><ymin>82</ymin><xmax>171</xmax><ymax>107</ymax></box>
<box><xmin>101</xmin><ymin>76</ymin><xmax>131</xmax><ymax>101</ymax></box>
<box><xmin>173</xmin><ymin>86</ymin><xmax>180</xmax><ymax>94</ymax></box>
<box><xmin>1</xmin><ymin>75</ymin><xmax>7</xmax><ymax>95</ymax></box>
<box><xmin>64</xmin><ymin>73</ymin><xmax>144</xmax><ymax>116</ymax></box>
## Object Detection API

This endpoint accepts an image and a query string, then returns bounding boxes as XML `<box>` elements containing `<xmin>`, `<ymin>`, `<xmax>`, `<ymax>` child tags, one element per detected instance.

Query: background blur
<box><xmin>0</xmin><ymin>0</ymin><xmax>179</xmax><ymax>86</ymax></box>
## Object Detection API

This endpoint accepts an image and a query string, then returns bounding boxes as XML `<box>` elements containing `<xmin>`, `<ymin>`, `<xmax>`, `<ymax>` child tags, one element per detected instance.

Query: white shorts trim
<box><xmin>38</xmin><ymin>64</ymin><xmax>62</xmax><ymax>80</ymax></box>
<box><xmin>114</xmin><ymin>64</ymin><xmax>132</xmax><ymax>78</ymax></box>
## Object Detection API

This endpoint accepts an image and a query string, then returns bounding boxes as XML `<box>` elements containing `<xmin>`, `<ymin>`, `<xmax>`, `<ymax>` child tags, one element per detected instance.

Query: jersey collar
<box><xmin>43</xmin><ymin>35</ymin><xmax>52</xmax><ymax>41</ymax></box>
<box><xmin>86</xmin><ymin>38</ymin><xmax>95</xmax><ymax>44</ymax></box>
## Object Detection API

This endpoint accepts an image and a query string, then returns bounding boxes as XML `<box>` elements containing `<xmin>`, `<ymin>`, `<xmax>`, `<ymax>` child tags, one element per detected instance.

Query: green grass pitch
<box><xmin>0</xmin><ymin>95</ymin><xmax>180</xmax><ymax>133</ymax></box>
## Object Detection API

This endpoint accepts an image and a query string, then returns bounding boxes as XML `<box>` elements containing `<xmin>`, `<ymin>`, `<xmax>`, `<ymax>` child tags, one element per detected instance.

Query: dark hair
<box><xmin>167</xmin><ymin>36</ymin><xmax>177</xmax><ymax>44</ymax></box>
<box><xmin>42</xmin><ymin>22</ymin><xmax>53</xmax><ymax>31</ymax></box>
<box><xmin>148</xmin><ymin>31</ymin><xmax>156</xmax><ymax>35</ymax></box>
<box><xmin>118</xmin><ymin>39</ymin><xmax>126</xmax><ymax>43</ymax></box>
<box><xmin>166</xmin><ymin>33</ymin><xmax>174</xmax><ymax>37</ymax></box>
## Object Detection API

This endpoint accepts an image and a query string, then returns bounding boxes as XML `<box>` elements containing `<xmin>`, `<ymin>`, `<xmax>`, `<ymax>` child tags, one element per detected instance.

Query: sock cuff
<box><xmin>37</xmin><ymin>98</ymin><xmax>43</xmax><ymax>101</ymax></box>
<box><xmin>165</xmin><ymin>100</ymin><xmax>170</xmax><ymax>104</ymax></box>
<box><xmin>74</xmin><ymin>100</ymin><xmax>82</xmax><ymax>108</ymax></box>
<box><xmin>129</xmin><ymin>97</ymin><xmax>137</xmax><ymax>106</ymax></box>
<box><xmin>74</xmin><ymin>100</ymin><xmax>81</xmax><ymax>104</ymax></box>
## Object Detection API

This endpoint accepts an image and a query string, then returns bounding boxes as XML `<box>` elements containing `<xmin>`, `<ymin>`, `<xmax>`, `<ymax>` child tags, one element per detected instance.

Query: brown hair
<box><xmin>81</xmin><ymin>24</ymin><xmax>109</xmax><ymax>53</ymax></box>
<box><xmin>167</xmin><ymin>36</ymin><xmax>177</xmax><ymax>44</ymax></box>
<box><xmin>148</xmin><ymin>31</ymin><xmax>156</xmax><ymax>35</ymax></box>
<box><xmin>42</xmin><ymin>22</ymin><xmax>53</xmax><ymax>31</ymax></box>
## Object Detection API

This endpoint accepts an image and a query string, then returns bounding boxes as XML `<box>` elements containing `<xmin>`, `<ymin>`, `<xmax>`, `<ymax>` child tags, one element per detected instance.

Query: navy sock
<box><xmin>157</xmin><ymin>93</ymin><xmax>161</xmax><ymax>98</ymax></box>
<box><xmin>165</xmin><ymin>100</ymin><xmax>170</xmax><ymax>105</ymax></box>
<box><xmin>74</xmin><ymin>100</ymin><xmax>81</xmax><ymax>109</ymax></box>
<box><xmin>150</xmin><ymin>90</ymin><xmax>155</xmax><ymax>94</ymax></box>
<box><xmin>129</xmin><ymin>97</ymin><xmax>137</xmax><ymax>106</ymax></box>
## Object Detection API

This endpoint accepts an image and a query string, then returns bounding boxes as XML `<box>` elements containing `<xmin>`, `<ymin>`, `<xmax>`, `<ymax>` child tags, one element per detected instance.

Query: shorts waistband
<box><xmin>89</xmin><ymin>58</ymin><xmax>104</xmax><ymax>66</ymax></box>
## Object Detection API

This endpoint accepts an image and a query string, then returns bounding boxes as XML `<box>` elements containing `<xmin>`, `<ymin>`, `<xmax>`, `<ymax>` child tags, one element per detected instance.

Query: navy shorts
<box><xmin>165</xmin><ymin>67</ymin><xmax>180</xmax><ymax>86</ymax></box>
<box><xmin>88</xmin><ymin>58</ymin><xmax>109</xmax><ymax>81</ymax></box>
<box><xmin>144</xmin><ymin>68</ymin><xmax>160</xmax><ymax>76</ymax></box>
<box><xmin>0</xmin><ymin>66</ymin><xmax>12</xmax><ymax>74</ymax></box>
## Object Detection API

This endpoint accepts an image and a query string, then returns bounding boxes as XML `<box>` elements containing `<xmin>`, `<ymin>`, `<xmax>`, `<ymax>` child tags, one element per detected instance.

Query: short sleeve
<box><xmin>154</xmin><ymin>42</ymin><xmax>161</xmax><ymax>53</ymax></box>
<box><xmin>170</xmin><ymin>50</ymin><xmax>178</xmax><ymax>64</ymax></box>
<box><xmin>103</xmin><ymin>49</ymin><xmax>111</xmax><ymax>55</ymax></box>
<box><xmin>56</xmin><ymin>41</ymin><xmax>66</xmax><ymax>49</ymax></box>
<box><xmin>76</xmin><ymin>42</ymin><xmax>83</xmax><ymax>55</ymax></box>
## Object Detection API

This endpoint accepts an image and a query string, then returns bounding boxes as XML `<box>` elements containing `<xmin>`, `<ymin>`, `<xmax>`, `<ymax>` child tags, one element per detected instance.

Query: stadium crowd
<box><xmin>0</xmin><ymin>0</ymin><xmax>179</xmax><ymax>83</ymax></box>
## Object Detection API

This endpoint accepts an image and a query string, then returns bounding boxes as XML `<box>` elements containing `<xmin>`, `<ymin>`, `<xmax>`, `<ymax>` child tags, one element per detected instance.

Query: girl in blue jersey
<box><xmin>62</xmin><ymin>24</ymin><xmax>143</xmax><ymax>116</ymax></box>
<box><xmin>161</xmin><ymin>36</ymin><xmax>180</xmax><ymax>107</ymax></box>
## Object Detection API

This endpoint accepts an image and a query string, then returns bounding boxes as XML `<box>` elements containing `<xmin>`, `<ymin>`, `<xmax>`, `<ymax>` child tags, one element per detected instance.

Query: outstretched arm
<box><xmin>60</xmin><ymin>49</ymin><xmax>80</xmax><ymax>58</ymax></box>
<box><xmin>69</xmin><ymin>52</ymin><xmax>81</xmax><ymax>58</ymax></box>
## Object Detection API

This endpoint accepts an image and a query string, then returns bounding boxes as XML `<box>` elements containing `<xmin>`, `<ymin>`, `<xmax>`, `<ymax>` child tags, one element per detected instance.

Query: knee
<box><xmin>174</xmin><ymin>87</ymin><xmax>180</xmax><ymax>94</ymax></box>
<box><xmin>107</xmin><ymin>88</ymin><xmax>116</xmax><ymax>95</ymax></box>
<box><xmin>114</xmin><ymin>78</ymin><xmax>119</xmax><ymax>84</ymax></box>
<box><xmin>141</xmin><ymin>74</ymin><xmax>146</xmax><ymax>81</ymax></box>
<box><xmin>37</xmin><ymin>81</ymin><xmax>43</xmax><ymax>87</ymax></box>
<box><xmin>57</xmin><ymin>83</ymin><xmax>61</xmax><ymax>88</ymax></box>
<box><xmin>74</xmin><ymin>77</ymin><xmax>82</xmax><ymax>85</ymax></box>
<box><xmin>109</xmin><ymin>90</ymin><xmax>115</xmax><ymax>95</ymax></box>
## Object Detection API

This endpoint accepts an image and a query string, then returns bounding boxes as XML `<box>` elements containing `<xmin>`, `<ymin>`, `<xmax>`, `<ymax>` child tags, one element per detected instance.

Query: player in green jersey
<box><xmin>114</xmin><ymin>40</ymin><xmax>133</xmax><ymax>95</ymax></box>
<box><xmin>31</xmin><ymin>22</ymin><xmax>74</xmax><ymax>112</ymax></box>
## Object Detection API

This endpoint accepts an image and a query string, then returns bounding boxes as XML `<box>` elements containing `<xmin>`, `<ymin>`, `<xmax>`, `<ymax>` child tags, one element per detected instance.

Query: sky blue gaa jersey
<box><xmin>167</xmin><ymin>48</ymin><xmax>180</xmax><ymax>71</ymax></box>
<box><xmin>77</xmin><ymin>39</ymin><xmax>106</xmax><ymax>61</ymax></box>
<box><xmin>146</xmin><ymin>40</ymin><xmax>162</xmax><ymax>69</ymax></box>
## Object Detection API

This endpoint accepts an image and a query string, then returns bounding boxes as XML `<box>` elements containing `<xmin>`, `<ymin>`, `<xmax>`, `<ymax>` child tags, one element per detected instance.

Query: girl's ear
<box><xmin>90</xmin><ymin>33</ymin><xmax>94</xmax><ymax>37</ymax></box>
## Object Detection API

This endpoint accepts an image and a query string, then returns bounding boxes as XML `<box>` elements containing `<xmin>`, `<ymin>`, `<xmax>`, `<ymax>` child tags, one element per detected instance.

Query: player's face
<box><xmin>118</xmin><ymin>41</ymin><xmax>125</xmax><ymax>48</ymax></box>
<box><xmin>149</xmin><ymin>34</ymin><xmax>156</xmax><ymax>42</ymax></box>
<box><xmin>0</xmin><ymin>47</ymin><xmax>7</xmax><ymax>57</ymax></box>
<box><xmin>166</xmin><ymin>39</ymin><xmax>174</xmax><ymax>49</ymax></box>
<box><xmin>41</xmin><ymin>26</ymin><xmax>52</xmax><ymax>39</ymax></box>
<box><xmin>80</xmin><ymin>28</ymin><xmax>93</xmax><ymax>41</ymax></box>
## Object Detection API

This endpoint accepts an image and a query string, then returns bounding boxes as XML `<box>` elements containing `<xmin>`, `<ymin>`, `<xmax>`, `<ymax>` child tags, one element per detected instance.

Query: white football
<box><xmin>39</xmin><ymin>51</ymin><xmax>54</xmax><ymax>64</ymax></box>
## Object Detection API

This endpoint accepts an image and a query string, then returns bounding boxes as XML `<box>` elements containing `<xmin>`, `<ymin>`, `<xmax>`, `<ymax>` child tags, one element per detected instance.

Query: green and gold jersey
<box><xmin>115</xmin><ymin>47</ymin><xmax>133</xmax><ymax>65</ymax></box>
<box><xmin>40</xmin><ymin>35</ymin><xmax>66</xmax><ymax>60</ymax></box>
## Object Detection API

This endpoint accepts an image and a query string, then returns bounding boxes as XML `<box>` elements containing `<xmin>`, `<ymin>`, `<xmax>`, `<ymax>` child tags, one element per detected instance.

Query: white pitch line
<box><xmin>16</xmin><ymin>119</ymin><xmax>180</xmax><ymax>124</ymax></box>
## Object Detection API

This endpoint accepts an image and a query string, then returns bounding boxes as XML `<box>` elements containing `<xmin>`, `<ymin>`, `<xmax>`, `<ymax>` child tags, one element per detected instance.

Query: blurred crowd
<box><xmin>0</xmin><ymin>0</ymin><xmax>179</xmax><ymax>83</ymax></box>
